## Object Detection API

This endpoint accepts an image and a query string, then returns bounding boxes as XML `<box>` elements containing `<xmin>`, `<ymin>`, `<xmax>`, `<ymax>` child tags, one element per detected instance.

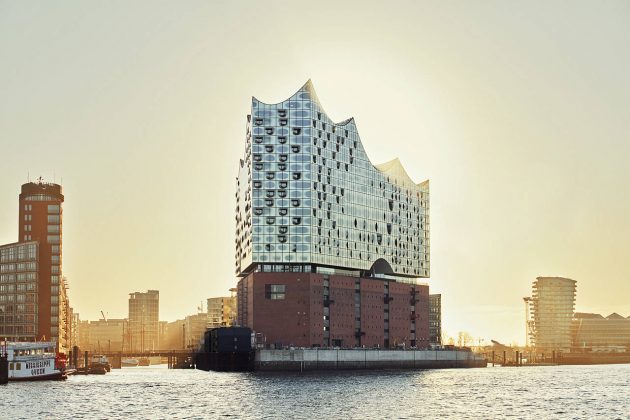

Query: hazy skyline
<box><xmin>1</xmin><ymin>1</ymin><xmax>629</xmax><ymax>344</ymax></box>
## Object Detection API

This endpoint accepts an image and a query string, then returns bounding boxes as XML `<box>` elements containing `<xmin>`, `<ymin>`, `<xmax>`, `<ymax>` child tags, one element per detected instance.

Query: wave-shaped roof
<box><xmin>254</xmin><ymin>80</ymin><xmax>428</xmax><ymax>190</ymax></box>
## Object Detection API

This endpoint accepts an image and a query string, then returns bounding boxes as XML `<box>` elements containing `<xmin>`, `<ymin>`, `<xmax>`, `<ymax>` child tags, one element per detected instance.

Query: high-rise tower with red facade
<box><xmin>18</xmin><ymin>179</ymin><xmax>68</xmax><ymax>347</ymax></box>
<box><xmin>0</xmin><ymin>178</ymin><xmax>72</xmax><ymax>352</ymax></box>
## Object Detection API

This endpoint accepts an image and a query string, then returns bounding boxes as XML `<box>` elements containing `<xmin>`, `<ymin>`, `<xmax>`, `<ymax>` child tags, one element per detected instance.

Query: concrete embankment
<box><xmin>255</xmin><ymin>349</ymin><xmax>486</xmax><ymax>371</ymax></box>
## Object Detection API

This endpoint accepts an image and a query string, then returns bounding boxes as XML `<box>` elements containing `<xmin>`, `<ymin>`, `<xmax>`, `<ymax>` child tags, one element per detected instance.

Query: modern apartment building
<box><xmin>429</xmin><ymin>294</ymin><xmax>442</xmax><ymax>345</ymax></box>
<box><xmin>528</xmin><ymin>277</ymin><xmax>577</xmax><ymax>351</ymax></box>
<box><xmin>207</xmin><ymin>296</ymin><xmax>237</xmax><ymax>328</ymax></box>
<box><xmin>0</xmin><ymin>180</ymin><xmax>73</xmax><ymax>352</ymax></box>
<box><xmin>0</xmin><ymin>241</ymin><xmax>39</xmax><ymax>341</ymax></box>
<box><xmin>128</xmin><ymin>290</ymin><xmax>159</xmax><ymax>351</ymax></box>
<box><xmin>236</xmin><ymin>81</ymin><xmax>431</xmax><ymax>348</ymax></box>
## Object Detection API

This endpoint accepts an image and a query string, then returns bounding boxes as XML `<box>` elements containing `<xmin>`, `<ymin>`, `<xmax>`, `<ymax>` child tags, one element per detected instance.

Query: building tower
<box><xmin>530</xmin><ymin>277</ymin><xmax>576</xmax><ymax>352</ymax></box>
<box><xmin>128</xmin><ymin>290</ymin><xmax>159</xmax><ymax>352</ymax></box>
<box><xmin>235</xmin><ymin>81</ymin><xmax>431</xmax><ymax>348</ymax></box>
<box><xmin>18</xmin><ymin>179</ymin><xmax>68</xmax><ymax>348</ymax></box>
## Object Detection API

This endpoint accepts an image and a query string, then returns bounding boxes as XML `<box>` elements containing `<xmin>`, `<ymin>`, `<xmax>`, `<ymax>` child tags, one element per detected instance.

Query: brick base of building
<box><xmin>237</xmin><ymin>272</ymin><xmax>429</xmax><ymax>349</ymax></box>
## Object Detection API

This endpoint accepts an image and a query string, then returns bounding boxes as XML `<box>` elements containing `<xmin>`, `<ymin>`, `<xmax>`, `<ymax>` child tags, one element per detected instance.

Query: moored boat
<box><xmin>122</xmin><ymin>358</ymin><xmax>139</xmax><ymax>367</ymax></box>
<box><xmin>2</xmin><ymin>341</ymin><xmax>68</xmax><ymax>381</ymax></box>
<box><xmin>138</xmin><ymin>357</ymin><xmax>150</xmax><ymax>366</ymax></box>
<box><xmin>90</xmin><ymin>354</ymin><xmax>111</xmax><ymax>372</ymax></box>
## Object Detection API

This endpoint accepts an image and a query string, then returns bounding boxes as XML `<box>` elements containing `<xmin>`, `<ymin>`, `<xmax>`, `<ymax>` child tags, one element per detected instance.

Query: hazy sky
<box><xmin>1</xmin><ymin>1</ymin><xmax>628</xmax><ymax>344</ymax></box>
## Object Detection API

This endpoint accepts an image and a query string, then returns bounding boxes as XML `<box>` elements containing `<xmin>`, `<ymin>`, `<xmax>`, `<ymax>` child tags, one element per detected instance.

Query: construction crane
<box><xmin>101</xmin><ymin>310</ymin><xmax>107</xmax><ymax>322</ymax></box>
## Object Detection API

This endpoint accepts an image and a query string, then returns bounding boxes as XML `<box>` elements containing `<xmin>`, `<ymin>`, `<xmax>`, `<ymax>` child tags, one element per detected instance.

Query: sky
<box><xmin>1</xmin><ymin>0</ymin><xmax>628</xmax><ymax>345</ymax></box>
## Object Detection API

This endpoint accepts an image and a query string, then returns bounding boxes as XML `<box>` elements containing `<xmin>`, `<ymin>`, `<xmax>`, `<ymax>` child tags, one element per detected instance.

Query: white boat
<box><xmin>3</xmin><ymin>342</ymin><xmax>67</xmax><ymax>381</ymax></box>
<box><xmin>122</xmin><ymin>358</ymin><xmax>139</xmax><ymax>367</ymax></box>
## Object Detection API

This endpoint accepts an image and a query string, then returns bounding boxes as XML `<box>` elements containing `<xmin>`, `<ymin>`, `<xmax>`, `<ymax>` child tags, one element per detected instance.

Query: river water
<box><xmin>2</xmin><ymin>364</ymin><xmax>628</xmax><ymax>419</ymax></box>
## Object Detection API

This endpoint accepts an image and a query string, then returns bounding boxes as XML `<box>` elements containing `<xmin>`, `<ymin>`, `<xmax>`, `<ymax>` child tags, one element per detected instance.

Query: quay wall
<box><xmin>255</xmin><ymin>349</ymin><xmax>486</xmax><ymax>371</ymax></box>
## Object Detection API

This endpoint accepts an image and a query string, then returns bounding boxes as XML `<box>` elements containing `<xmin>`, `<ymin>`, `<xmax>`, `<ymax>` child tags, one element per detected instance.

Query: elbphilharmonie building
<box><xmin>235</xmin><ymin>81</ymin><xmax>434</xmax><ymax>348</ymax></box>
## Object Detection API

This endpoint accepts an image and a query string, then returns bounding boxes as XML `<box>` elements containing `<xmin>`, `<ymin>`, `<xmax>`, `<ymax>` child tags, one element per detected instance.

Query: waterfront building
<box><xmin>572</xmin><ymin>312</ymin><xmax>630</xmax><ymax>352</ymax></box>
<box><xmin>159</xmin><ymin>319</ymin><xmax>185</xmax><ymax>349</ymax></box>
<box><xmin>0</xmin><ymin>180</ymin><xmax>73</xmax><ymax>352</ymax></box>
<box><xmin>80</xmin><ymin>318</ymin><xmax>126</xmax><ymax>352</ymax></box>
<box><xmin>429</xmin><ymin>294</ymin><xmax>442</xmax><ymax>345</ymax></box>
<box><xmin>77</xmin><ymin>319</ymin><xmax>90</xmax><ymax>349</ymax></box>
<box><xmin>207</xmin><ymin>296</ymin><xmax>237</xmax><ymax>328</ymax></box>
<box><xmin>528</xmin><ymin>277</ymin><xmax>576</xmax><ymax>351</ymax></box>
<box><xmin>235</xmin><ymin>81</ymin><xmax>431</xmax><ymax>348</ymax></box>
<box><xmin>184</xmin><ymin>312</ymin><xmax>207</xmax><ymax>349</ymax></box>
<box><xmin>0</xmin><ymin>241</ymin><xmax>39</xmax><ymax>341</ymax></box>
<box><xmin>128</xmin><ymin>290</ymin><xmax>159</xmax><ymax>352</ymax></box>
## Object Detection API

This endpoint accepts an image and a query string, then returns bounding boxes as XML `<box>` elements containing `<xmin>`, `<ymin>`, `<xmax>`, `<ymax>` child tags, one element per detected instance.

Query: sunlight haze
<box><xmin>1</xmin><ymin>0</ymin><xmax>629</xmax><ymax>345</ymax></box>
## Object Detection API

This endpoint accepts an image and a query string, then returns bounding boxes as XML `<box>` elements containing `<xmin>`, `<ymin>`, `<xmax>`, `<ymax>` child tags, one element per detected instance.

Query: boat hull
<box><xmin>9</xmin><ymin>371</ymin><xmax>67</xmax><ymax>381</ymax></box>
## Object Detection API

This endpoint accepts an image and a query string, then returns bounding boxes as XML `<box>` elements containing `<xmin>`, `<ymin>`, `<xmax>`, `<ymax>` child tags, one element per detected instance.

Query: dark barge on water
<box><xmin>195</xmin><ymin>327</ymin><xmax>486</xmax><ymax>372</ymax></box>
<box><xmin>195</xmin><ymin>327</ymin><xmax>255</xmax><ymax>371</ymax></box>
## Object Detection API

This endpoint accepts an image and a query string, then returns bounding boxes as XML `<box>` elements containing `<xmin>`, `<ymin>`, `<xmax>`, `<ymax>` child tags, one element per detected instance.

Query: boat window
<box><xmin>16</xmin><ymin>363</ymin><xmax>21</xmax><ymax>370</ymax></box>
<box><xmin>9</xmin><ymin>363</ymin><xmax>13</xmax><ymax>370</ymax></box>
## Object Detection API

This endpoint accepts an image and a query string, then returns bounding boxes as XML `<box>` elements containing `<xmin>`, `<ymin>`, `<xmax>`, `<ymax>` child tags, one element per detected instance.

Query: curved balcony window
<box><xmin>266</xmin><ymin>191</ymin><xmax>275</xmax><ymax>198</ymax></box>
<box><xmin>278</xmin><ymin>191</ymin><xmax>287</xmax><ymax>198</ymax></box>
<box><xmin>291</xmin><ymin>145</ymin><xmax>300</xmax><ymax>153</ymax></box>
<box><xmin>278</xmin><ymin>109</ymin><xmax>287</xmax><ymax>117</ymax></box>
<box><xmin>292</xmin><ymin>173</ymin><xmax>301</xmax><ymax>180</ymax></box>
<box><xmin>292</xmin><ymin>128</ymin><xmax>301</xmax><ymax>135</ymax></box>
<box><xmin>291</xmin><ymin>199</ymin><xmax>300</xmax><ymax>207</ymax></box>
<box><xmin>265</xmin><ymin>127</ymin><xmax>274</xmax><ymax>135</ymax></box>
<box><xmin>279</xmin><ymin>226</ymin><xmax>288</xmax><ymax>234</ymax></box>
<box><xmin>278</xmin><ymin>235</ymin><xmax>287</xmax><ymax>243</ymax></box>
<box><xmin>278</xmin><ymin>163</ymin><xmax>287</xmax><ymax>171</ymax></box>
<box><xmin>279</xmin><ymin>154</ymin><xmax>288</xmax><ymax>162</ymax></box>
<box><xmin>279</xmin><ymin>119</ymin><xmax>288</xmax><ymax>126</ymax></box>
<box><xmin>292</xmin><ymin>217</ymin><xmax>301</xmax><ymax>225</ymax></box>
<box><xmin>266</xmin><ymin>172</ymin><xmax>275</xmax><ymax>180</ymax></box>
<box><xmin>253</xmin><ymin>154</ymin><xmax>262</xmax><ymax>162</ymax></box>
<box><xmin>265</xmin><ymin>145</ymin><xmax>274</xmax><ymax>153</ymax></box>
<box><xmin>254</xmin><ymin>136</ymin><xmax>263</xmax><ymax>144</ymax></box>
<box><xmin>279</xmin><ymin>208</ymin><xmax>288</xmax><ymax>216</ymax></box>
<box><xmin>254</xmin><ymin>118</ymin><xmax>263</xmax><ymax>126</ymax></box>
<box><xmin>254</xmin><ymin>208</ymin><xmax>263</xmax><ymax>216</ymax></box>
<box><xmin>266</xmin><ymin>217</ymin><xmax>275</xmax><ymax>225</ymax></box>
<box><xmin>254</xmin><ymin>163</ymin><xmax>263</xmax><ymax>170</ymax></box>
<box><xmin>265</xmin><ymin>199</ymin><xmax>274</xmax><ymax>207</ymax></box>
<box><xmin>278</xmin><ymin>136</ymin><xmax>287</xmax><ymax>144</ymax></box>
<box><xmin>279</xmin><ymin>181</ymin><xmax>288</xmax><ymax>189</ymax></box>
<box><xmin>253</xmin><ymin>181</ymin><xmax>262</xmax><ymax>188</ymax></box>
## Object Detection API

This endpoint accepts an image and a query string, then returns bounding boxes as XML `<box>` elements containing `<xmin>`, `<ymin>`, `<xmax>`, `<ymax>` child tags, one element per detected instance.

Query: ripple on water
<box><xmin>2</xmin><ymin>364</ymin><xmax>630</xmax><ymax>419</ymax></box>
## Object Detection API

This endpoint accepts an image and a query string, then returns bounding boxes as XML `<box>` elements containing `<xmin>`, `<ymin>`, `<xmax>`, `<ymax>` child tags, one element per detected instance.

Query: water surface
<box><xmin>2</xmin><ymin>364</ymin><xmax>628</xmax><ymax>419</ymax></box>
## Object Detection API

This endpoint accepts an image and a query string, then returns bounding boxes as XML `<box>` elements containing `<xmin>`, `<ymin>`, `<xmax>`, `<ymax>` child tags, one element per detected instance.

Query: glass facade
<box><xmin>0</xmin><ymin>241</ymin><xmax>39</xmax><ymax>340</ymax></box>
<box><xmin>236</xmin><ymin>81</ymin><xmax>430</xmax><ymax>278</ymax></box>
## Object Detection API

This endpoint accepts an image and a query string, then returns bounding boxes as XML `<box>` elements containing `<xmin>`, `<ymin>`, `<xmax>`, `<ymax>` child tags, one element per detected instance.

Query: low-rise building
<box><xmin>572</xmin><ymin>312</ymin><xmax>630</xmax><ymax>352</ymax></box>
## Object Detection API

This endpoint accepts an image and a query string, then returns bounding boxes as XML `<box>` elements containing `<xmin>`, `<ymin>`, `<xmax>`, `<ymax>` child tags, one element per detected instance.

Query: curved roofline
<box><xmin>253</xmin><ymin>80</ymin><xmax>356</xmax><ymax>127</ymax></box>
<box><xmin>252</xmin><ymin>80</ymin><xmax>428</xmax><ymax>189</ymax></box>
<box><xmin>375</xmin><ymin>158</ymin><xmax>428</xmax><ymax>189</ymax></box>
